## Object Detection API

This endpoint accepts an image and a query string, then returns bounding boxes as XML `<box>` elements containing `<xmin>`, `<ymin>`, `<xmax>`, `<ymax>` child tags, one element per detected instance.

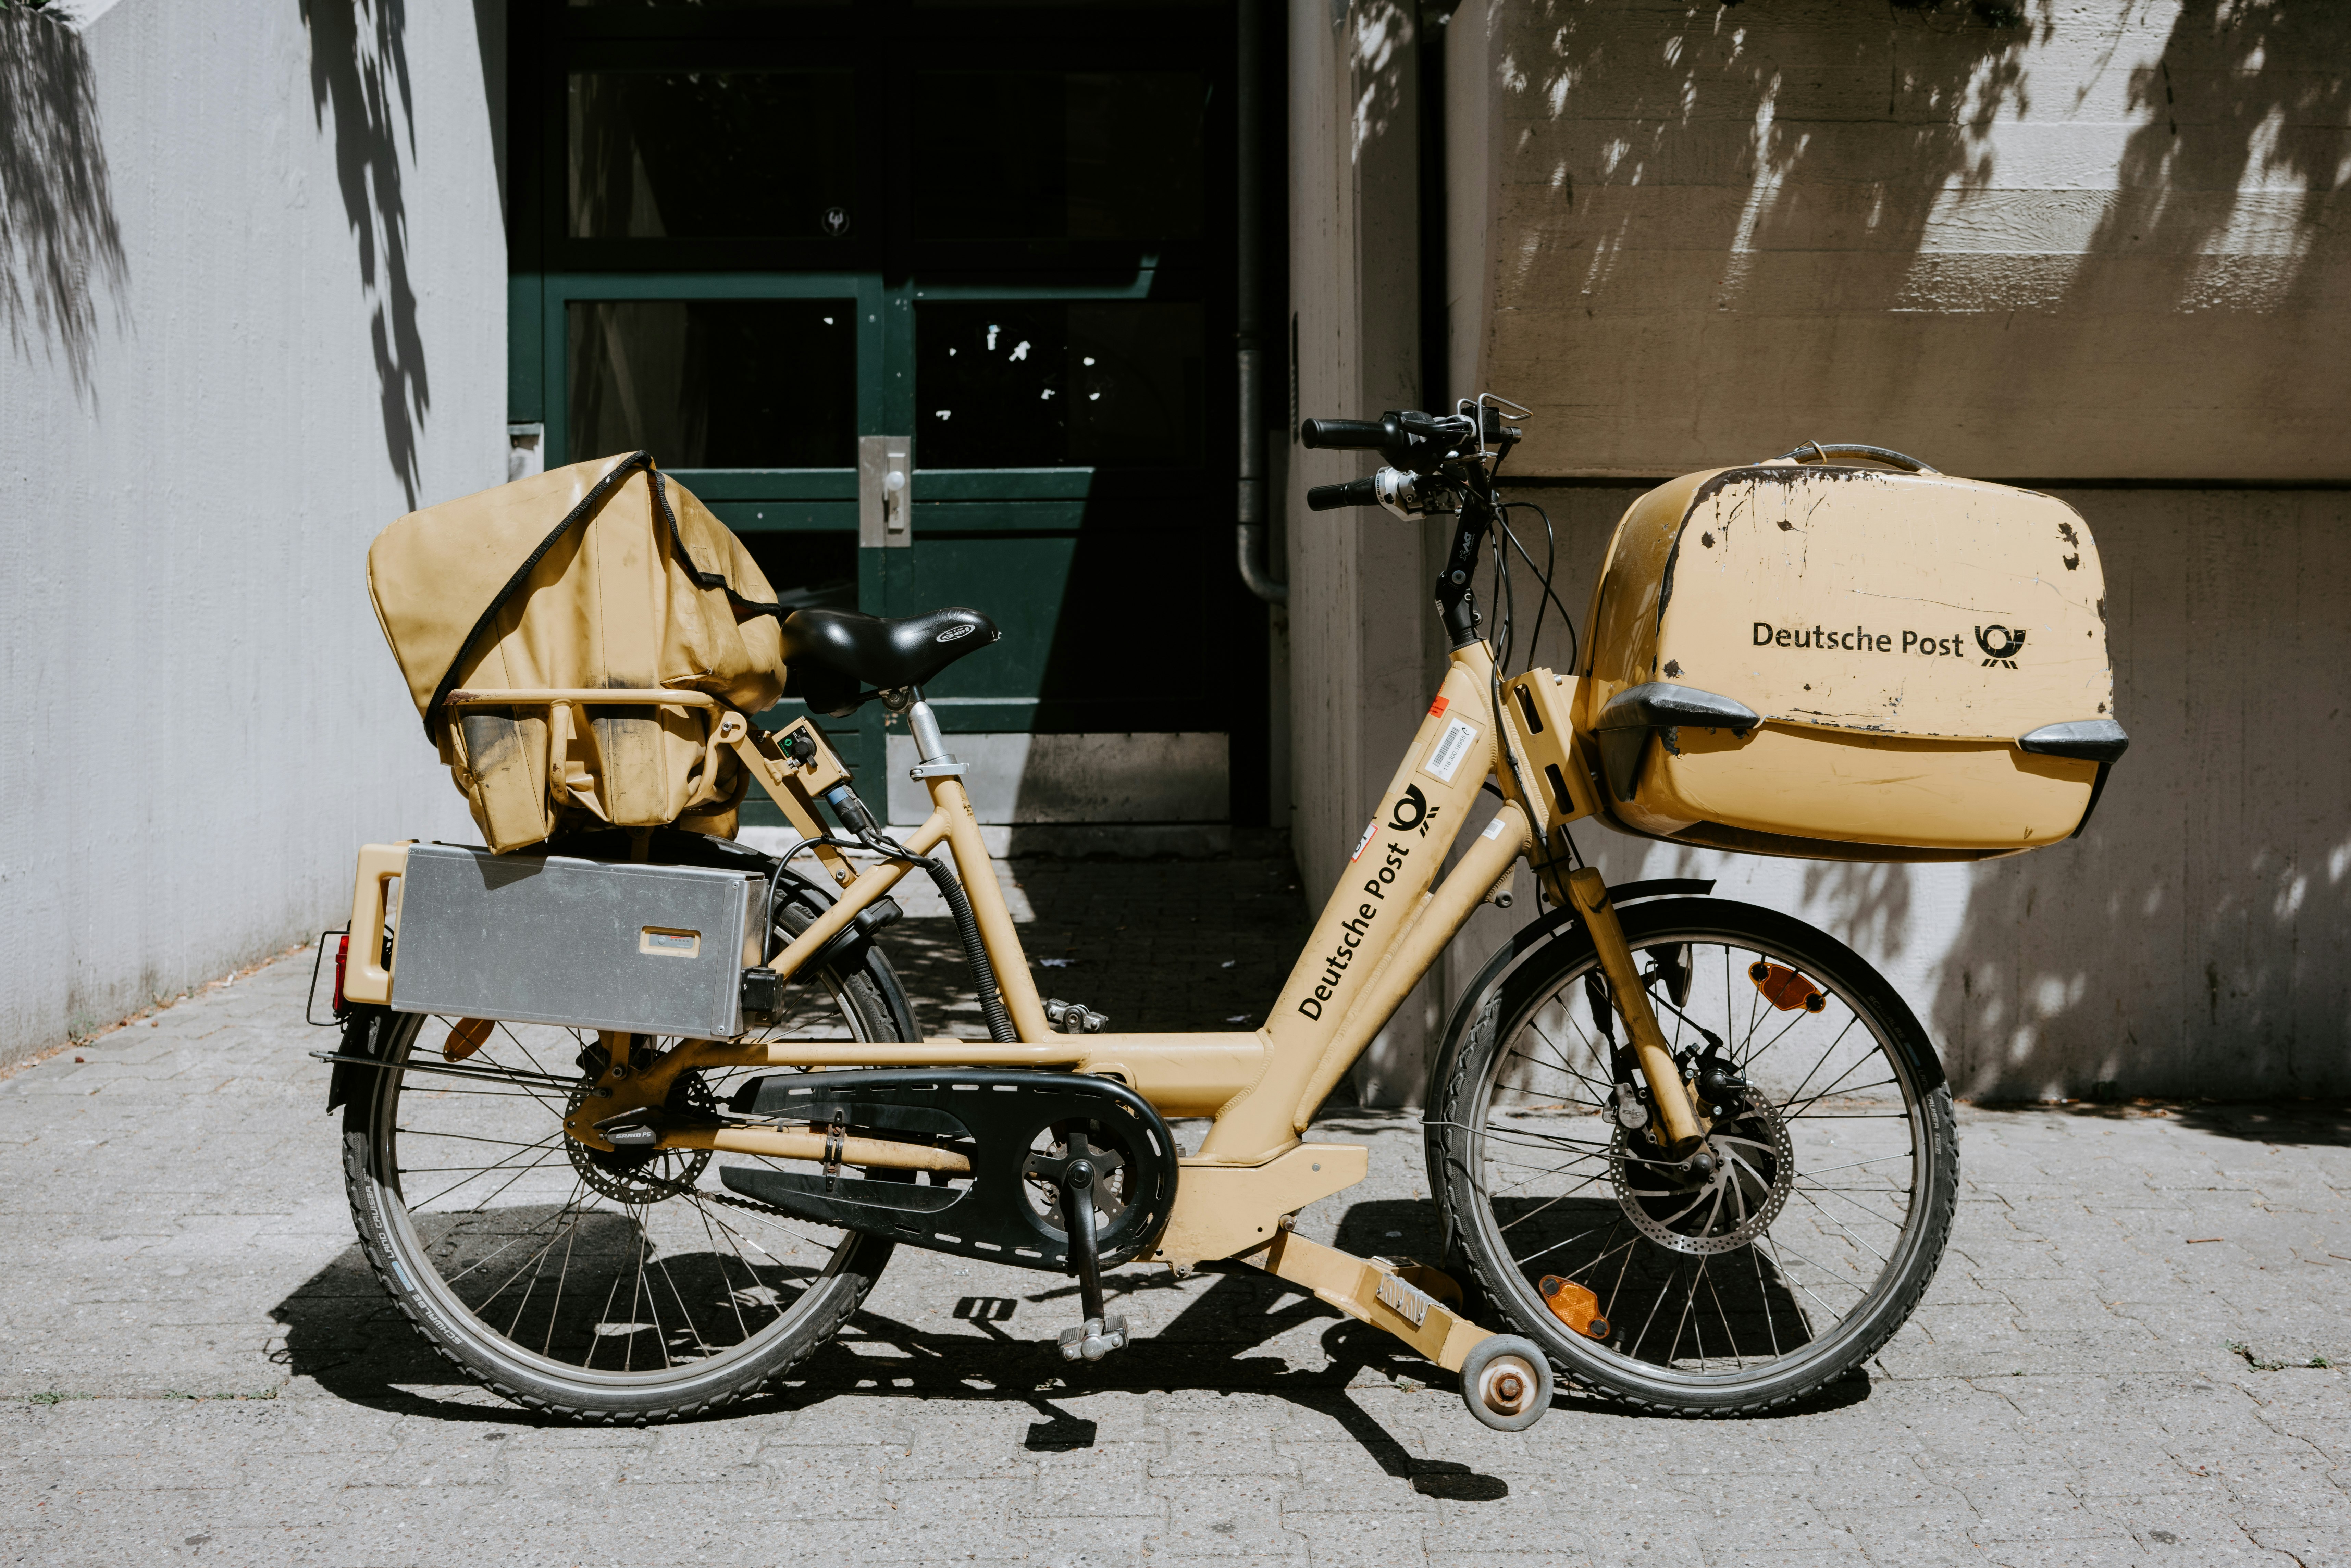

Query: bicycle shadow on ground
<box><xmin>269</xmin><ymin>1198</ymin><xmax>1869</xmax><ymax>1475</ymax></box>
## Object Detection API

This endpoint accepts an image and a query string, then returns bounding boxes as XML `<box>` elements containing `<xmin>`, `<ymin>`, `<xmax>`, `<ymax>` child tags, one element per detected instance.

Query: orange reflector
<box><xmin>1749</xmin><ymin>960</ymin><xmax>1826</xmax><ymax>1013</ymax></box>
<box><xmin>1538</xmin><ymin>1274</ymin><xmax>1610</xmax><ymax>1340</ymax></box>
<box><xmin>444</xmin><ymin>1017</ymin><xmax>494</xmax><ymax>1062</ymax></box>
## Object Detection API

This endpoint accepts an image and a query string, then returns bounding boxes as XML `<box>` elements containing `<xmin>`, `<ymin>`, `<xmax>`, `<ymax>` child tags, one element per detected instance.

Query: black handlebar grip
<box><xmin>1299</xmin><ymin>418</ymin><xmax>1390</xmax><ymax>450</ymax></box>
<box><xmin>1306</xmin><ymin>476</ymin><xmax>1380</xmax><ymax>512</ymax></box>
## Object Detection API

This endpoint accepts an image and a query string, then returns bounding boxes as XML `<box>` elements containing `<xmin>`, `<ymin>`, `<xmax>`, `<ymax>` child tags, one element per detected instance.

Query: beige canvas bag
<box><xmin>368</xmin><ymin>452</ymin><xmax>787</xmax><ymax>853</ymax></box>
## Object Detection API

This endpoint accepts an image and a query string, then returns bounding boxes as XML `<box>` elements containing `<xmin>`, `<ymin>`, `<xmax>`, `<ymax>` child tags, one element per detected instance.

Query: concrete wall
<box><xmin>1286</xmin><ymin>0</ymin><xmax>1457</xmax><ymax>1104</ymax></box>
<box><xmin>1456</xmin><ymin>0</ymin><xmax>2351</xmax><ymax>481</ymax></box>
<box><xmin>0</xmin><ymin>2</ymin><xmax>501</xmax><ymax>1066</ymax></box>
<box><xmin>1288</xmin><ymin>0</ymin><xmax>2351</xmax><ymax>1103</ymax></box>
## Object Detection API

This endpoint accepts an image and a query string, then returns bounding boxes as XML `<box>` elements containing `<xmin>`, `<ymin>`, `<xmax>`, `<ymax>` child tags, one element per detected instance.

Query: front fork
<box><xmin>1562</xmin><ymin>866</ymin><xmax>1709</xmax><ymax>1155</ymax></box>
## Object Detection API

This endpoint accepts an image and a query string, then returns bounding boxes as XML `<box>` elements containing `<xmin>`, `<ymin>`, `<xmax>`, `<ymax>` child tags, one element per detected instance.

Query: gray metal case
<box><xmin>388</xmin><ymin>845</ymin><xmax>767</xmax><ymax>1038</ymax></box>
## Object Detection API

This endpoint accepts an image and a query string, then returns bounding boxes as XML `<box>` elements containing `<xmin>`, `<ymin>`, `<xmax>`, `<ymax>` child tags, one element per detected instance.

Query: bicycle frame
<box><xmin>339</xmin><ymin>510</ymin><xmax>1707</xmax><ymax>1381</ymax></box>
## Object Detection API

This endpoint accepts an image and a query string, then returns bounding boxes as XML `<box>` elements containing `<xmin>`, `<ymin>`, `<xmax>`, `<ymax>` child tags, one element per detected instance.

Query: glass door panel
<box><xmin>912</xmin><ymin>72</ymin><xmax>1205</xmax><ymax>243</ymax></box>
<box><xmin>567</xmin><ymin>298</ymin><xmax>857</xmax><ymax>466</ymax></box>
<box><xmin>913</xmin><ymin>301</ymin><xmax>1204</xmax><ymax>468</ymax></box>
<box><xmin>568</xmin><ymin>69</ymin><xmax>857</xmax><ymax>241</ymax></box>
<box><xmin>513</xmin><ymin>0</ymin><xmax>1258</xmax><ymax>822</ymax></box>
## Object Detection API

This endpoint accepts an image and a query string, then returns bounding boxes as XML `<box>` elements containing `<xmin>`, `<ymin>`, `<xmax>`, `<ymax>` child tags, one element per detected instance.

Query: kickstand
<box><xmin>1040</xmin><ymin>1134</ymin><xmax>1127</xmax><ymax>1362</ymax></box>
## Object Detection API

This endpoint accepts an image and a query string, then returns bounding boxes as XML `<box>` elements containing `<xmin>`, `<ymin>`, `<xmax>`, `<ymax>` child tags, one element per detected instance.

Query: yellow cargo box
<box><xmin>1573</xmin><ymin>449</ymin><xmax>2126</xmax><ymax>862</ymax></box>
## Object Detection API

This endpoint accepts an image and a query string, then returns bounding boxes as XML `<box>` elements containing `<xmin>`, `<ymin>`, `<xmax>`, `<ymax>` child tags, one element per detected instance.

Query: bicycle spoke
<box><xmin>1458</xmin><ymin>924</ymin><xmax>1944</xmax><ymax>1401</ymax></box>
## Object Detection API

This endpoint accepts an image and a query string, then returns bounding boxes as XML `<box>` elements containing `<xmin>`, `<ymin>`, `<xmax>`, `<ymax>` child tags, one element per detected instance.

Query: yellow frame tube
<box><xmin>1565</xmin><ymin>866</ymin><xmax>1705</xmax><ymax>1152</ymax></box>
<box><xmin>444</xmin><ymin>688</ymin><xmax>717</xmax><ymax>709</ymax></box>
<box><xmin>763</xmin><ymin>810</ymin><xmax>950</xmax><ymax>980</ymax></box>
<box><xmin>669</xmin><ymin>1125</ymin><xmax>972</xmax><ymax>1174</ymax></box>
<box><xmin>925</xmin><ymin>773</ymin><xmax>1053</xmax><ymax>1039</ymax></box>
<box><xmin>1259</xmin><ymin>1226</ymin><xmax>1488</xmax><ymax>1373</ymax></box>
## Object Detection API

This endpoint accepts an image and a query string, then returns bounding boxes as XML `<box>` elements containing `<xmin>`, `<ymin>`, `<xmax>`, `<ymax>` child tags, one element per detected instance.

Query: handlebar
<box><xmin>1298</xmin><ymin>418</ymin><xmax>1392</xmax><ymax>451</ymax></box>
<box><xmin>1306</xmin><ymin>476</ymin><xmax>1380</xmax><ymax>512</ymax></box>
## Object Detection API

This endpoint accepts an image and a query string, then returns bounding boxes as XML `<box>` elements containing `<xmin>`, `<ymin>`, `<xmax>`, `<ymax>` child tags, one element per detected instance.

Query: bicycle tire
<box><xmin>1430</xmin><ymin>898</ymin><xmax>1958</xmax><ymax>1416</ymax></box>
<box><xmin>338</xmin><ymin>876</ymin><xmax>913</xmax><ymax>1425</ymax></box>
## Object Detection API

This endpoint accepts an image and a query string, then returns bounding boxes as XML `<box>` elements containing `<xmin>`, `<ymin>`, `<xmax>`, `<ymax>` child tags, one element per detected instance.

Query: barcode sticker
<box><xmin>1481</xmin><ymin>815</ymin><xmax>1509</xmax><ymax>841</ymax></box>
<box><xmin>1422</xmin><ymin>717</ymin><xmax>1479</xmax><ymax>784</ymax></box>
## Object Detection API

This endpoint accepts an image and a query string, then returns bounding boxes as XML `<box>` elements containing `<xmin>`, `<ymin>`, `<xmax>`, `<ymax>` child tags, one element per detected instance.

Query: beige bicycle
<box><xmin>323</xmin><ymin>397</ymin><xmax>2123</xmax><ymax>1429</ymax></box>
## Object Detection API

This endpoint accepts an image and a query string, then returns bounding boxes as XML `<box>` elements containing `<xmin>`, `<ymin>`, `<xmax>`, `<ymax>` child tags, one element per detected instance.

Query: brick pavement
<box><xmin>2</xmin><ymin>852</ymin><xmax>2347</xmax><ymax>1567</ymax></box>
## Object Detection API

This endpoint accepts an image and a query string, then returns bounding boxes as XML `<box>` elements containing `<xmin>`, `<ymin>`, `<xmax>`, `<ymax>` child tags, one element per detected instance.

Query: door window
<box><xmin>912</xmin><ymin>72</ymin><xmax>1205</xmax><ymax>244</ymax></box>
<box><xmin>915</xmin><ymin>301</ymin><xmax>1203</xmax><ymax>469</ymax></box>
<box><xmin>568</xmin><ymin>69</ymin><xmax>857</xmax><ymax>240</ymax></box>
<box><xmin>566</xmin><ymin>299</ymin><xmax>857</xmax><ymax>467</ymax></box>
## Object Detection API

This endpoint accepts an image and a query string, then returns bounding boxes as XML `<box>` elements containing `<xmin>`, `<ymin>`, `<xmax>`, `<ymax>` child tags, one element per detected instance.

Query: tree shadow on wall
<box><xmin>302</xmin><ymin>0</ymin><xmax>430</xmax><ymax>507</ymax></box>
<box><xmin>1927</xmin><ymin>816</ymin><xmax>2351</xmax><ymax>1107</ymax></box>
<box><xmin>0</xmin><ymin>7</ymin><xmax>128</xmax><ymax>397</ymax></box>
<box><xmin>1502</xmin><ymin>0</ymin><xmax>2051</xmax><ymax>316</ymax></box>
<box><xmin>2072</xmin><ymin>0</ymin><xmax>2351</xmax><ymax>317</ymax></box>
<box><xmin>1922</xmin><ymin>484</ymin><xmax>2351</xmax><ymax>1106</ymax></box>
<box><xmin>1485</xmin><ymin>1</ymin><xmax>2351</xmax><ymax>470</ymax></box>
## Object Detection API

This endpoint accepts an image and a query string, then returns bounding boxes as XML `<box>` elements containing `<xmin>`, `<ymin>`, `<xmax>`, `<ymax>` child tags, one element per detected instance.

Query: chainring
<box><xmin>1609</xmin><ymin>1092</ymin><xmax>1795</xmax><ymax>1255</ymax></box>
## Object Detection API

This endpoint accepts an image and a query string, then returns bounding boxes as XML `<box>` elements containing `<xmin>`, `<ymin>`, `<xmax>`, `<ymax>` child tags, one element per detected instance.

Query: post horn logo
<box><xmin>1974</xmin><ymin>624</ymin><xmax>2027</xmax><ymax>669</ymax></box>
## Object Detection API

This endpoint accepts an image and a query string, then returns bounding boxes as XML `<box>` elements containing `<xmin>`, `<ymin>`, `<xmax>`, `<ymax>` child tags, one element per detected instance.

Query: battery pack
<box><xmin>388</xmin><ymin>845</ymin><xmax>768</xmax><ymax>1038</ymax></box>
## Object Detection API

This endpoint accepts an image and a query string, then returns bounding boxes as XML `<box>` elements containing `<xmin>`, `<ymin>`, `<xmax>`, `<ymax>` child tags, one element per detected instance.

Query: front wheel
<box><xmin>1431</xmin><ymin>898</ymin><xmax>1958</xmax><ymax>1416</ymax></box>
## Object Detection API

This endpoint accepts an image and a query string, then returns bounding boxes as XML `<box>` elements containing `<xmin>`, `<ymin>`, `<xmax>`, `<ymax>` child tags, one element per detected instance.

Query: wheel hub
<box><xmin>1609</xmin><ymin>1091</ymin><xmax>1794</xmax><ymax>1255</ymax></box>
<box><xmin>566</xmin><ymin>1071</ymin><xmax>714</xmax><ymax>1203</ymax></box>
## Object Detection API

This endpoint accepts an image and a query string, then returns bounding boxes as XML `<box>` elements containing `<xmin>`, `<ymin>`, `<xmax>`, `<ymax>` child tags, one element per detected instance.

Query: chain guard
<box><xmin>717</xmin><ymin>1069</ymin><xmax>1179</xmax><ymax>1271</ymax></box>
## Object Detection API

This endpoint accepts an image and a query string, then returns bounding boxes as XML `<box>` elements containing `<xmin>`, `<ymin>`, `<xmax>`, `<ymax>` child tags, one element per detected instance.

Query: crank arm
<box><xmin>1563</xmin><ymin>867</ymin><xmax>1706</xmax><ymax>1154</ymax></box>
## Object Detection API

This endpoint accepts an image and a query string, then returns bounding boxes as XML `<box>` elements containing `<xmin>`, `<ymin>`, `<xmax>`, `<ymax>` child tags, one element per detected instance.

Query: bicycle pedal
<box><xmin>1056</xmin><ymin>1314</ymin><xmax>1128</xmax><ymax>1363</ymax></box>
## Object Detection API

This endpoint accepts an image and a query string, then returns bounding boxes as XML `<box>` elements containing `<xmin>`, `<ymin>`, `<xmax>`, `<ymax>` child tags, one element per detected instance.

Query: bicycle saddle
<box><xmin>780</xmin><ymin>606</ymin><xmax>999</xmax><ymax>713</ymax></box>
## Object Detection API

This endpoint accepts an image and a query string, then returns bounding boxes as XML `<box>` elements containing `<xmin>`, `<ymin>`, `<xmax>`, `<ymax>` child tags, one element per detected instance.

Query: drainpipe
<box><xmin>1418</xmin><ymin>1</ymin><xmax>1455</xmax><ymax>415</ymax></box>
<box><xmin>1235</xmin><ymin>0</ymin><xmax>1288</xmax><ymax>604</ymax></box>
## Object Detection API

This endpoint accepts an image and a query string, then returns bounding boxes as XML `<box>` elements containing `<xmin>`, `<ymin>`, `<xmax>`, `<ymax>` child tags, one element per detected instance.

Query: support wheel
<box><xmin>1459</xmin><ymin>1334</ymin><xmax>1553</xmax><ymax>1431</ymax></box>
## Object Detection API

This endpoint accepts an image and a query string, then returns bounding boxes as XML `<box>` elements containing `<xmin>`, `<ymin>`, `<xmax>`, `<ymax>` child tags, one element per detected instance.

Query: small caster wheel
<box><xmin>1458</xmin><ymin>1334</ymin><xmax>1552</xmax><ymax>1432</ymax></box>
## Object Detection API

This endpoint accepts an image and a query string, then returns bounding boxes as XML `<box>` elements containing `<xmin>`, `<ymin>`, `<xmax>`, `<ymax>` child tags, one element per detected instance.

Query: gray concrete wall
<box><xmin>0</xmin><ymin>3</ymin><xmax>499</xmax><ymax>1066</ymax></box>
<box><xmin>1289</xmin><ymin>0</ymin><xmax>2350</xmax><ymax>1103</ymax></box>
<box><xmin>1456</xmin><ymin>0</ymin><xmax>2351</xmax><ymax>481</ymax></box>
<box><xmin>1286</xmin><ymin>0</ymin><xmax>1455</xmax><ymax>1104</ymax></box>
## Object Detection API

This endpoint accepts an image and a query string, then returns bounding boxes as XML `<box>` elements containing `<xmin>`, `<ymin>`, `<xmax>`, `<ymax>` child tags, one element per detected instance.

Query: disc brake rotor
<box><xmin>1609</xmin><ymin>1093</ymin><xmax>1795</xmax><ymax>1255</ymax></box>
<box><xmin>565</xmin><ymin>1071</ymin><xmax>715</xmax><ymax>1204</ymax></box>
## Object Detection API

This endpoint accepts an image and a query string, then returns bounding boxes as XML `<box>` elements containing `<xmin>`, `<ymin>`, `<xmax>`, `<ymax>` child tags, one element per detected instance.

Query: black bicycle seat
<box><xmin>780</xmin><ymin>606</ymin><xmax>999</xmax><ymax>713</ymax></box>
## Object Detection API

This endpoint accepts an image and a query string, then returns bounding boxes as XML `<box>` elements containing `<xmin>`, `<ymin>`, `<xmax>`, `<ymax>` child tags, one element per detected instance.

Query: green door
<box><xmin>507</xmin><ymin>1</ymin><xmax>1267</xmax><ymax>833</ymax></box>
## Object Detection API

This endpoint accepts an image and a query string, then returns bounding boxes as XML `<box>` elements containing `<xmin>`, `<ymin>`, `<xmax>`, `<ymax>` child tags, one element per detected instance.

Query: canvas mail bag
<box><xmin>368</xmin><ymin>452</ymin><xmax>786</xmax><ymax>853</ymax></box>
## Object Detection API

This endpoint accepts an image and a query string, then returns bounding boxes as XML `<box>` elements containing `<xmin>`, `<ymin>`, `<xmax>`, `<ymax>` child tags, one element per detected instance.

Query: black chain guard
<box><xmin>718</xmin><ymin>1069</ymin><xmax>1179</xmax><ymax>1271</ymax></box>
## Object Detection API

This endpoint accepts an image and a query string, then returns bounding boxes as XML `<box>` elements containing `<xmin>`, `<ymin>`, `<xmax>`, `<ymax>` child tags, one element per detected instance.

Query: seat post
<box><xmin>902</xmin><ymin>689</ymin><xmax>965</xmax><ymax>776</ymax></box>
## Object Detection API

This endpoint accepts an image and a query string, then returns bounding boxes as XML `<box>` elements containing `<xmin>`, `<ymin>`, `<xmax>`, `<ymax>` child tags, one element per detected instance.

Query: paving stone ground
<box><xmin>2</xmin><ymin>853</ymin><xmax>2346</xmax><ymax>1567</ymax></box>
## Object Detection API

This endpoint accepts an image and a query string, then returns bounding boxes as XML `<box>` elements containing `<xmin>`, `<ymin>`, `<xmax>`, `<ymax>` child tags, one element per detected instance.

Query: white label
<box><xmin>1349</xmin><ymin>820</ymin><xmax>1379</xmax><ymax>862</ymax></box>
<box><xmin>1422</xmin><ymin>717</ymin><xmax>1479</xmax><ymax>784</ymax></box>
<box><xmin>1481</xmin><ymin>815</ymin><xmax>1508</xmax><ymax>842</ymax></box>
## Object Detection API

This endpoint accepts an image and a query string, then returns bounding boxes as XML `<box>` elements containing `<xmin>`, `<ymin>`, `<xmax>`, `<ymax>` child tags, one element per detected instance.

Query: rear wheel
<box><xmin>339</xmin><ymin>878</ymin><xmax>912</xmax><ymax>1424</ymax></box>
<box><xmin>1431</xmin><ymin>899</ymin><xmax>1957</xmax><ymax>1416</ymax></box>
